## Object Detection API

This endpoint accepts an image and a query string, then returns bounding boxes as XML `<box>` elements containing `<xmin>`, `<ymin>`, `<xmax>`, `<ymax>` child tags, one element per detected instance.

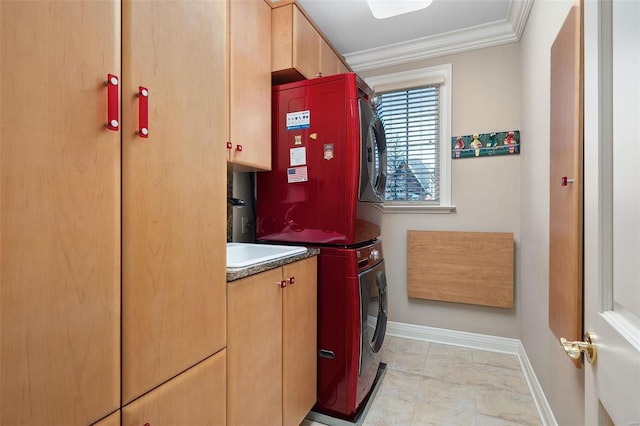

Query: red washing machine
<box><xmin>313</xmin><ymin>240</ymin><xmax>388</xmax><ymax>422</ymax></box>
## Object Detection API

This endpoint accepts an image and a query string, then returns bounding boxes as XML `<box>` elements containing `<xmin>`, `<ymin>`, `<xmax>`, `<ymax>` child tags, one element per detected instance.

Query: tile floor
<box><xmin>302</xmin><ymin>335</ymin><xmax>542</xmax><ymax>426</ymax></box>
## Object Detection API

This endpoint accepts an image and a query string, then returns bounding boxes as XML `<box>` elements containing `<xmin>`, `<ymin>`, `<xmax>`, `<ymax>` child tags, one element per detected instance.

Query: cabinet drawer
<box><xmin>122</xmin><ymin>350</ymin><xmax>226</xmax><ymax>426</ymax></box>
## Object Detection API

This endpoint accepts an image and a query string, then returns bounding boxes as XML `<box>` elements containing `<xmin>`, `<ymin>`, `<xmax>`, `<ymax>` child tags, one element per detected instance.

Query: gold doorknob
<box><xmin>560</xmin><ymin>332</ymin><xmax>597</xmax><ymax>364</ymax></box>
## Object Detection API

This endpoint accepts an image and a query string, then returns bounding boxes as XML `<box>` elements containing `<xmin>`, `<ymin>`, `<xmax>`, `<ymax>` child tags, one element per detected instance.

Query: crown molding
<box><xmin>508</xmin><ymin>0</ymin><xmax>535</xmax><ymax>39</ymax></box>
<box><xmin>346</xmin><ymin>0</ymin><xmax>534</xmax><ymax>72</ymax></box>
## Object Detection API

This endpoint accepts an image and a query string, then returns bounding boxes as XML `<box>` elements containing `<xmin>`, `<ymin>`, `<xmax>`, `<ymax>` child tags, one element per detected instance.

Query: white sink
<box><xmin>226</xmin><ymin>243</ymin><xmax>307</xmax><ymax>270</ymax></box>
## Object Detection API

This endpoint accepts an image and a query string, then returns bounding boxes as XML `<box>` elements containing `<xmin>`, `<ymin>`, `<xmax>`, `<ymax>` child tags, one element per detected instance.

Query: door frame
<box><xmin>583</xmin><ymin>0</ymin><xmax>640</xmax><ymax>423</ymax></box>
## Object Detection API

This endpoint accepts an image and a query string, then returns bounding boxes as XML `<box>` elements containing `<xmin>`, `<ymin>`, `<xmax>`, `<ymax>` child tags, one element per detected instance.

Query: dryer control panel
<box><xmin>355</xmin><ymin>240</ymin><xmax>384</xmax><ymax>273</ymax></box>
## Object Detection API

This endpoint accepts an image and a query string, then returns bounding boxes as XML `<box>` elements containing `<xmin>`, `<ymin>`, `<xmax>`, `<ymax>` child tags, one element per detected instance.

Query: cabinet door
<box><xmin>282</xmin><ymin>257</ymin><xmax>318</xmax><ymax>426</ymax></box>
<box><xmin>319</xmin><ymin>38</ymin><xmax>341</xmax><ymax>77</ymax></box>
<box><xmin>272</xmin><ymin>4</ymin><xmax>320</xmax><ymax>82</ymax></box>
<box><xmin>292</xmin><ymin>5</ymin><xmax>321</xmax><ymax>79</ymax></box>
<box><xmin>1</xmin><ymin>1</ymin><xmax>121</xmax><ymax>424</ymax></box>
<box><xmin>272</xmin><ymin>4</ymin><xmax>294</xmax><ymax>74</ymax></box>
<box><xmin>122</xmin><ymin>349</ymin><xmax>226</xmax><ymax>426</ymax></box>
<box><xmin>228</xmin><ymin>269</ymin><xmax>284</xmax><ymax>425</ymax></box>
<box><xmin>339</xmin><ymin>61</ymin><xmax>351</xmax><ymax>75</ymax></box>
<box><xmin>229</xmin><ymin>0</ymin><xmax>272</xmax><ymax>170</ymax></box>
<box><xmin>121</xmin><ymin>0</ymin><xmax>228</xmax><ymax>403</ymax></box>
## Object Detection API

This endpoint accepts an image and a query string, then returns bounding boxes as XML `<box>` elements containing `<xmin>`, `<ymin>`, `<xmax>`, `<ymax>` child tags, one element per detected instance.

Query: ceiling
<box><xmin>294</xmin><ymin>0</ymin><xmax>533</xmax><ymax>71</ymax></box>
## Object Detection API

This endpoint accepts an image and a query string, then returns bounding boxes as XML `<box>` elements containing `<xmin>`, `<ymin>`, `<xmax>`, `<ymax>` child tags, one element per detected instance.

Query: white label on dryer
<box><xmin>290</xmin><ymin>147</ymin><xmax>306</xmax><ymax>166</ymax></box>
<box><xmin>286</xmin><ymin>110</ymin><xmax>310</xmax><ymax>130</ymax></box>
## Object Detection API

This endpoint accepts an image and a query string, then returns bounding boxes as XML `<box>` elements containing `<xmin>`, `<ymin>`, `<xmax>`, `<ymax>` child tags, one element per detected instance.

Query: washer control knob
<box><xmin>370</xmin><ymin>249</ymin><xmax>380</xmax><ymax>261</ymax></box>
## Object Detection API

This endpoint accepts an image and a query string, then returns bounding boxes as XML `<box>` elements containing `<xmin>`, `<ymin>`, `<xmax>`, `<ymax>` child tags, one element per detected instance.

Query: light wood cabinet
<box><xmin>282</xmin><ymin>258</ymin><xmax>318</xmax><ymax>426</ymax></box>
<box><xmin>319</xmin><ymin>38</ymin><xmax>341</xmax><ymax>78</ymax></box>
<box><xmin>1</xmin><ymin>0</ymin><xmax>227</xmax><ymax>422</ymax></box>
<box><xmin>121</xmin><ymin>0</ymin><xmax>227</xmax><ymax>404</ymax></box>
<box><xmin>122</xmin><ymin>350</ymin><xmax>226</xmax><ymax>426</ymax></box>
<box><xmin>227</xmin><ymin>0</ymin><xmax>272</xmax><ymax>171</ymax></box>
<box><xmin>1</xmin><ymin>1</ymin><xmax>120</xmax><ymax>424</ymax></box>
<box><xmin>272</xmin><ymin>2</ymin><xmax>351</xmax><ymax>85</ymax></box>
<box><xmin>228</xmin><ymin>257</ymin><xmax>318</xmax><ymax>426</ymax></box>
<box><xmin>228</xmin><ymin>267</ymin><xmax>283</xmax><ymax>425</ymax></box>
<box><xmin>320</xmin><ymin>38</ymin><xmax>351</xmax><ymax>77</ymax></box>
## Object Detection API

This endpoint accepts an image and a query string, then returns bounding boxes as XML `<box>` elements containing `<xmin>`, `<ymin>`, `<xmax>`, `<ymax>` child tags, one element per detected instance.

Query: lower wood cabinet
<box><xmin>122</xmin><ymin>349</ymin><xmax>226</xmax><ymax>426</ymax></box>
<box><xmin>228</xmin><ymin>257</ymin><xmax>317</xmax><ymax>426</ymax></box>
<box><xmin>282</xmin><ymin>258</ymin><xmax>318</xmax><ymax>426</ymax></box>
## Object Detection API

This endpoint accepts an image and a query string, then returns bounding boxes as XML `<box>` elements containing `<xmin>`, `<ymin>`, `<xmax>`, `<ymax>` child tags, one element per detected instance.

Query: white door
<box><xmin>584</xmin><ymin>0</ymin><xmax>640</xmax><ymax>424</ymax></box>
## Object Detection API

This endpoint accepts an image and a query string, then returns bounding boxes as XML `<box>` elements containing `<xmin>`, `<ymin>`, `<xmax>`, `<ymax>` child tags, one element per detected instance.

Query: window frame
<box><xmin>366</xmin><ymin>64</ymin><xmax>455</xmax><ymax>214</ymax></box>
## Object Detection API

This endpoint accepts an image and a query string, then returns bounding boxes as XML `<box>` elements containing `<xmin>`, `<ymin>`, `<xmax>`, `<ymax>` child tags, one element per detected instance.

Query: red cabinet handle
<box><xmin>279</xmin><ymin>280</ymin><xmax>287</xmax><ymax>288</ymax></box>
<box><xmin>226</xmin><ymin>141</ymin><xmax>233</xmax><ymax>150</ymax></box>
<box><xmin>561</xmin><ymin>176</ymin><xmax>575</xmax><ymax>186</ymax></box>
<box><xmin>289</xmin><ymin>276</ymin><xmax>295</xmax><ymax>285</ymax></box>
<box><xmin>236</xmin><ymin>144</ymin><xmax>243</xmax><ymax>152</ymax></box>
<box><xmin>106</xmin><ymin>74</ymin><xmax>119</xmax><ymax>131</ymax></box>
<box><xmin>138</xmin><ymin>86</ymin><xmax>149</xmax><ymax>138</ymax></box>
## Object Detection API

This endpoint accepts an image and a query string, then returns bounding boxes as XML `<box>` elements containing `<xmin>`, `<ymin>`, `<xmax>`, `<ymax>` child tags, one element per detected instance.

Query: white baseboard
<box><xmin>385</xmin><ymin>320</ymin><xmax>557</xmax><ymax>426</ymax></box>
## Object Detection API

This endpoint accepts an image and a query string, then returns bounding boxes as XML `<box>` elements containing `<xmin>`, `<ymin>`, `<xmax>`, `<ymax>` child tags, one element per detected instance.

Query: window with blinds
<box><xmin>376</xmin><ymin>85</ymin><xmax>441</xmax><ymax>202</ymax></box>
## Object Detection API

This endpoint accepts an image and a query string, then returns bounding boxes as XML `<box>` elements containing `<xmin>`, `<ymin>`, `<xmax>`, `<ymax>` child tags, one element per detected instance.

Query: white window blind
<box><xmin>377</xmin><ymin>85</ymin><xmax>441</xmax><ymax>202</ymax></box>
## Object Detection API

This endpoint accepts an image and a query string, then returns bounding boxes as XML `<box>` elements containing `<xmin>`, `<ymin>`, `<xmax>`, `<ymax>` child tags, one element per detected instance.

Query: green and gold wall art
<box><xmin>452</xmin><ymin>130</ymin><xmax>520</xmax><ymax>159</ymax></box>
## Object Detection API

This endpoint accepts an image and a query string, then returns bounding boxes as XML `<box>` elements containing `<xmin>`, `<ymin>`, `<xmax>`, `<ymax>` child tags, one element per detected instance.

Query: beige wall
<box><xmin>358</xmin><ymin>43</ymin><xmax>522</xmax><ymax>338</ymax></box>
<box><xmin>519</xmin><ymin>0</ymin><xmax>584</xmax><ymax>424</ymax></box>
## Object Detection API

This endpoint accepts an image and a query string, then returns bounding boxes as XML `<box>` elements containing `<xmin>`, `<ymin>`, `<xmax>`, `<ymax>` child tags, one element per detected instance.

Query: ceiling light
<box><xmin>366</xmin><ymin>0</ymin><xmax>433</xmax><ymax>19</ymax></box>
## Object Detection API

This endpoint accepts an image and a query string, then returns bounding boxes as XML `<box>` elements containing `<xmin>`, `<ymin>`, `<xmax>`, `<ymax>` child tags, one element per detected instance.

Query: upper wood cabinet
<box><xmin>272</xmin><ymin>2</ymin><xmax>351</xmax><ymax>85</ymax></box>
<box><xmin>320</xmin><ymin>38</ymin><xmax>351</xmax><ymax>78</ymax></box>
<box><xmin>122</xmin><ymin>350</ymin><xmax>226</xmax><ymax>426</ymax></box>
<box><xmin>227</xmin><ymin>257</ymin><xmax>318</xmax><ymax>426</ymax></box>
<box><xmin>227</xmin><ymin>0</ymin><xmax>273</xmax><ymax>171</ymax></box>
<box><xmin>121</xmin><ymin>0</ymin><xmax>228</xmax><ymax>404</ymax></box>
<box><xmin>1</xmin><ymin>1</ymin><xmax>121</xmax><ymax>424</ymax></box>
<box><xmin>319</xmin><ymin>38</ymin><xmax>341</xmax><ymax>78</ymax></box>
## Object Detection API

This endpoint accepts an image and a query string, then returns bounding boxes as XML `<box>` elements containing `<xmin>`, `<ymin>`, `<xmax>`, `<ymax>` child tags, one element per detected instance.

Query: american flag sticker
<box><xmin>287</xmin><ymin>166</ymin><xmax>308</xmax><ymax>183</ymax></box>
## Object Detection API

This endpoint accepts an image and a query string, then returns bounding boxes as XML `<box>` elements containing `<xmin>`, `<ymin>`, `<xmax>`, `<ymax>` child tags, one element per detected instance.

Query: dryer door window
<box><xmin>358</xmin><ymin>98</ymin><xmax>387</xmax><ymax>203</ymax></box>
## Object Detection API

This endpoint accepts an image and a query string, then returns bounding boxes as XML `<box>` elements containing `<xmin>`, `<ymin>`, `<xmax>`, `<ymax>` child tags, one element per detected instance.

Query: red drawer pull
<box><xmin>236</xmin><ymin>144</ymin><xmax>243</xmax><ymax>152</ymax></box>
<box><xmin>138</xmin><ymin>86</ymin><xmax>149</xmax><ymax>138</ymax></box>
<box><xmin>289</xmin><ymin>276</ymin><xmax>295</xmax><ymax>285</ymax></box>
<box><xmin>226</xmin><ymin>141</ymin><xmax>233</xmax><ymax>150</ymax></box>
<box><xmin>106</xmin><ymin>74</ymin><xmax>119</xmax><ymax>131</ymax></box>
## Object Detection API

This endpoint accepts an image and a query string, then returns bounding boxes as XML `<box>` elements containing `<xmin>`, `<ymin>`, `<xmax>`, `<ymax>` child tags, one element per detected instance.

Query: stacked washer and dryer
<box><xmin>257</xmin><ymin>73</ymin><xmax>389</xmax><ymax>424</ymax></box>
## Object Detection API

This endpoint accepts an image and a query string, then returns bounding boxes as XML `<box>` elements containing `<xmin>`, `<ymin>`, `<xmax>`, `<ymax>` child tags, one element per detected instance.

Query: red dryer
<box><xmin>257</xmin><ymin>72</ymin><xmax>386</xmax><ymax>246</ymax></box>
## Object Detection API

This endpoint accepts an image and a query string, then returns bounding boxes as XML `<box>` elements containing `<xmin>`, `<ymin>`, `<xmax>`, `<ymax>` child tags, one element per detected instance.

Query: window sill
<box><xmin>373</xmin><ymin>203</ymin><xmax>456</xmax><ymax>214</ymax></box>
